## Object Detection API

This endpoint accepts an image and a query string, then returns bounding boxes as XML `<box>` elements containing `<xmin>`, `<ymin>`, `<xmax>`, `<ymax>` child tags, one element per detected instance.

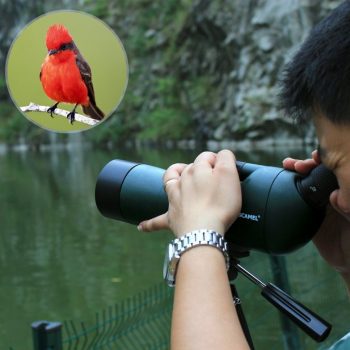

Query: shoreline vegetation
<box><xmin>0</xmin><ymin>135</ymin><xmax>316</xmax><ymax>155</ymax></box>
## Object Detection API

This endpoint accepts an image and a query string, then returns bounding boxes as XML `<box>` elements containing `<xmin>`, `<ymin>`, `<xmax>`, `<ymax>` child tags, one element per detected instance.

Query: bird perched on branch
<box><xmin>40</xmin><ymin>24</ymin><xmax>104</xmax><ymax>124</ymax></box>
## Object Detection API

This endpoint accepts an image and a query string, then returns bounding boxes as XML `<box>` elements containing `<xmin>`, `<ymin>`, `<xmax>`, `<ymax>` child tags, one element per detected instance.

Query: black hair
<box><xmin>280</xmin><ymin>0</ymin><xmax>350</xmax><ymax>124</ymax></box>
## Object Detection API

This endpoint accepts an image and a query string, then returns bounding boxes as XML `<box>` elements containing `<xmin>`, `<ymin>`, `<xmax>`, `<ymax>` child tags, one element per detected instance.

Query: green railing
<box><xmin>30</xmin><ymin>283</ymin><xmax>173</xmax><ymax>350</ymax></box>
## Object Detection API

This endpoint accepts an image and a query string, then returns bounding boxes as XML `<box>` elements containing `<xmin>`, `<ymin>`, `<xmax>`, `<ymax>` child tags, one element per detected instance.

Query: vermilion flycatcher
<box><xmin>40</xmin><ymin>24</ymin><xmax>104</xmax><ymax>124</ymax></box>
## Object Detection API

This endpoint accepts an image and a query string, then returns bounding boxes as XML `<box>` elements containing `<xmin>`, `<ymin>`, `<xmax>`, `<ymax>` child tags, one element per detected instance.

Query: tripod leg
<box><xmin>230</xmin><ymin>283</ymin><xmax>255</xmax><ymax>350</ymax></box>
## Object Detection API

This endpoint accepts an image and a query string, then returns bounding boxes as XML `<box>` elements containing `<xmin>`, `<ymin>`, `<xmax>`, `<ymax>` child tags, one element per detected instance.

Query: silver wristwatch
<box><xmin>163</xmin><ymin>229</ymin><xmax>230</xmax><ymax>287</ymax></box>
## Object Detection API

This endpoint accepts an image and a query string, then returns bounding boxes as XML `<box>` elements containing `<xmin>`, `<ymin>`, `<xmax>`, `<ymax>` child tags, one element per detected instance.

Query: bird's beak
<box><xmin>48</xmin><ymin>49</ymin><xmax>59</xmax><ymax>55</ymax></box>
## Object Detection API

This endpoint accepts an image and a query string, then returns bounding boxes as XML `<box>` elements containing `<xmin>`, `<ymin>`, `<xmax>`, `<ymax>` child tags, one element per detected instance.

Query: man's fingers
<box><xmin>138</xmin><ymin>213</ymin><xmax>169</xmax><ymax>232</ymax></box>
<box><xmin>163</xmin><ymin>163</ymin><xmax>187</xmax><ymax>184</ymax></box>
<box><xmin>282</xmin><ymin>157</ymin><xmax>298</xmax><ymax>170</ymax></box>
<box><xmin>294</xmin><ymin>159</ymin><xmax>318</xmax><ymax>174</ymax></box>
<box><xmin>215</xmin><ymin>149</ymin><xmax>236</xmax><ymax>170</ymax></box>
<box><xmin>193</xmin><ymin>151</ymin><xmax>217</xmax><ymax>168</ymax></box>
<box><xmin>163</xmin><ymin>163</ymin><xmax>186</xmax><ymax>202</ymax></box>
<box><xmin>282</xmin><ymin>157</ymin><xmax>318</xmax><ymax>174</ymax></box>
<box><xmin>312</xmin><ymin>149</ymin><xmax>321</xmax><ymax>164</ymax></box>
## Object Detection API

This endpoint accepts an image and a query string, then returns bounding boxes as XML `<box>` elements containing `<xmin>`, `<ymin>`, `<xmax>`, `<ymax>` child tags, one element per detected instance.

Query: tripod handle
<box><xmin>261</xmin><ymin>283</ymin><xmax>331</xmax><ymax>342</ymax></box>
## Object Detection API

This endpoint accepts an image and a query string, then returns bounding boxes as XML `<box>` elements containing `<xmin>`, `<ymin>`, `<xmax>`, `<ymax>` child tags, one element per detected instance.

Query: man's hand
<box><xmin>282</xmin><ymin>149</ymin><xmax>321</xmax><ymax>174</ymax></box>
<box><xmin>283</xmin><ymin>151</ymin><xmax>350</xmax><ymax>290</ymax></box>
<box><xmin>138</xmin><ymin>150</ymin><xmax>242</xmax><ymax>237</ymax></box>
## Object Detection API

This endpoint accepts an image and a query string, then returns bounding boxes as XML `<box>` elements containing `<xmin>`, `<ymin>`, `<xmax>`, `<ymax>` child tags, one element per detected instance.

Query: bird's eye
<box><xmin>59</xmin><ymin>43</ymin><xmax>73</xmax><ymax>51</ymax></box>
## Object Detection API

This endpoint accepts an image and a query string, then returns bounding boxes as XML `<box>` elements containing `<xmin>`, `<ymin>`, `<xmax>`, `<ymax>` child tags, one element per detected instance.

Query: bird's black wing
<box><xmin>73</xmin><ymin>42</ymin><xmax>104</xmax><ymax>120</ymax></box>
<box><xmin>73</xmin><ymin>42</ymin><xmax>96</xmax><ymax>105</ymax></box>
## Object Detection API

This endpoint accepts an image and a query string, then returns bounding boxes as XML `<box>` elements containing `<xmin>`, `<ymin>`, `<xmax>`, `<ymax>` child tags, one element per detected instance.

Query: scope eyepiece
<box><xmin>297</xmin><ymin>164</ymin><xmax>338</xmax><ymax>209</ymax></box>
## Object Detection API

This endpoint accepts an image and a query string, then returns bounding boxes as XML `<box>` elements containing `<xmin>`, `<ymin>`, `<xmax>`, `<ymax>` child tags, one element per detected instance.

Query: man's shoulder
<box><xmin>328</xmin><ymin>333</ymin><xmax>350</xmax><ymax>350</ymax></box>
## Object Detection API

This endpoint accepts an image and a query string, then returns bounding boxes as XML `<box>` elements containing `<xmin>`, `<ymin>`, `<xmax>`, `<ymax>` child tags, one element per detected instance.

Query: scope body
<box><xmin>95</xmin><ymin>159</ymin><xmax>338</xmax><ymax>254</ymax></box>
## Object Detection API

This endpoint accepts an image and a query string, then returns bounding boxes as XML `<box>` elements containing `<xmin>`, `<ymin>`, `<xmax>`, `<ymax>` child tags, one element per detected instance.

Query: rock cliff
<box><xmin>159</xmin><ymin>0</ymin><xmax>342</xmax><ymax>144</ymax></box>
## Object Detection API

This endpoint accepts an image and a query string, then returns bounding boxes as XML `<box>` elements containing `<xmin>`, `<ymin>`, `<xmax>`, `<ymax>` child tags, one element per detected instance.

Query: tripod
<box><xmin>227</xmin><ymin>244</ymin><xmax>332</xmax><ymax>349</ymax></box>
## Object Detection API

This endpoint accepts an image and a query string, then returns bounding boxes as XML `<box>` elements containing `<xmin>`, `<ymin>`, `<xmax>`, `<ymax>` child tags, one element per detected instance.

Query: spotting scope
<box><xmin>95</xmin><ymin>159</ymin><xmax>338</xmax><ymax>254</ymax></box>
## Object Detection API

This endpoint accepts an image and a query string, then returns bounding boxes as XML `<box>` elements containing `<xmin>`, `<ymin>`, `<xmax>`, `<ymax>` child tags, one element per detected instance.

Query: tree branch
<box><xmin>20</xmin><ymin>102</ymin><xmax>100</xmax><ymax>126</ymax></box>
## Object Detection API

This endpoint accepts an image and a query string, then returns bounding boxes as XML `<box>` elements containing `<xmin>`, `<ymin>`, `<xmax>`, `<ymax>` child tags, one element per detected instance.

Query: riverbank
<box><xmin>0</xmin><ymin>134</ymin><xmax>317</xmax><ymax>156</ymax></box>
<box><xmin>127</xmin><ymin>136</ymin><xmax>316</xmax><ymax>152</ymax></box>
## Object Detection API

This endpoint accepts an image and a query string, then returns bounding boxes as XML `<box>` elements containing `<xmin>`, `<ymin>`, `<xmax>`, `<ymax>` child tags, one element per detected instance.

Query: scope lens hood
<box><xmin>95</xmin><ymin>159</ymin><xmax>139</xmax><ymax>220</ymax></box>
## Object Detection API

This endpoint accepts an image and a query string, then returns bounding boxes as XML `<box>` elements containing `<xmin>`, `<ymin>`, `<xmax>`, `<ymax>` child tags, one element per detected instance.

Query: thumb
<box><xmin>138</xmin><ymin>213</ymin><xmax>169</xmax><ymax>232</ymax></box>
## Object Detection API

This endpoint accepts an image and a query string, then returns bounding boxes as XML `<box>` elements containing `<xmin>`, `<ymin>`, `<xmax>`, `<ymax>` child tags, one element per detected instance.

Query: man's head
<box><xmin>280</xmin><ymin>0</ymin><xmax>350</xmax><ymax>124</ymax></box>
<box><xmin>280</xmin><ymin>0</ymin><xmax>350</xmax><ymax>215</ymax></box>
<box><xmin>314</xmin><ymin>115</ymin><xmax>350</xmax><ymax>215</ymax></box>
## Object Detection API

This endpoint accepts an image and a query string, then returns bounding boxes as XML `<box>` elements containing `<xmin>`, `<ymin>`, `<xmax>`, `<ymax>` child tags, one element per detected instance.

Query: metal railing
<box><xmin>30</xmin><ymin>283</ymin><xmax>173</xmax><ymax>350</ymax></box>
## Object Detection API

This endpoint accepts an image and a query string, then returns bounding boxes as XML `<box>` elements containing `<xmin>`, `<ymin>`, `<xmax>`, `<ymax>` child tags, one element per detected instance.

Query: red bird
<box><xmin>40</xmin><ymin>24</ymin><xmax>104</xmax><ymax>124</ymax></box>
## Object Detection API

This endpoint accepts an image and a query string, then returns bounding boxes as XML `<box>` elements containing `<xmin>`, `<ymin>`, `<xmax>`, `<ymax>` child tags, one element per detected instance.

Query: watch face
<box><xmin>163</xmin><ymin>244</ymin><xmax>171</xmax><ymax>280</ymax></box>
<box><xmin>163</xmin><ymin>243</ymin><xmax>177</xmax><ymax>287</ymax></box>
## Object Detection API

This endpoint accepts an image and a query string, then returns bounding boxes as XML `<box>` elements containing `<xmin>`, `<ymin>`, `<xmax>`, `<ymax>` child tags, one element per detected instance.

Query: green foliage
<box><xmin>0</xmin><ymin>75</ymin><xmax>6</xmax><ymax>91</ymax></box>
<box><xmin>0</xmin><ymin>101</ymin><xmax>50</xmax><ymax>146</ymax></box>
<box><xmin>136</xmin><ymin>75</ymin><xmax>192</xmax><ymax>141</ymax></box>
<box><xmin>139</xmin><ymin>107</ymin><xmax>190</xmax><ymax>141</ymax></box>
<box><xmin>188</xmin><ymin>76</ymin><xmax>216</xmax><ymax>107</ymax></box>
<box><xmin>155</xmin><ymin>77</ymin><xmax>175</xmax><ymax>93</ymax></box>
<box><xmin>0</xmin><ymin>103</ymin><xmax>27</xmax><ymax>143</ymax></box>
<box><xmin>84</xmin><ymin>0</ymin><xmax>195</xmax><ymax>145</ymax></box>
<box><xmin>155</xmin><ymin>77</ymin><xmax>177</xmax><ymax>105</ymax></box>
<box><xmin>127</xmin><ymin>28</ymin><xmax>148</xmax><ymax>55</ymax></box>
<box><xmin>88</xmin><ymin>111</ymin><xmax>129</xmax><ymax>145</ymax></box>
<box><xmin>84</xmin><ymin>0</ymin><xmax>109</xmax><ymax>18</ymax></box>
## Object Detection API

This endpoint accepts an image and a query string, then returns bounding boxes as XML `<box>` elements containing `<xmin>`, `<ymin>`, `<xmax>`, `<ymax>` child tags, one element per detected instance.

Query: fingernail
<box><xmin>137</xmin><ymin>224</ymin><xmax>143</xmax><ymax>232</ymax></box>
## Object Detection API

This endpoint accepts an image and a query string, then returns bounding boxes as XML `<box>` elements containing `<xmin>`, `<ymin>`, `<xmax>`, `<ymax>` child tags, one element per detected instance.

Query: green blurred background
<box><xmin>6</xmin><ymin>10</ymin><xmax>128</xmax><ymax>132</ymax></box>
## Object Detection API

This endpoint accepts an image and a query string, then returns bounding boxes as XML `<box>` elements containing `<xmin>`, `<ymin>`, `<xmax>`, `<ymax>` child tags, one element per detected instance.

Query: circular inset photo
<box><xmin>6</xmin><ymin>10</ymin><xmax>128</xmax><ymax>133</ymax></box>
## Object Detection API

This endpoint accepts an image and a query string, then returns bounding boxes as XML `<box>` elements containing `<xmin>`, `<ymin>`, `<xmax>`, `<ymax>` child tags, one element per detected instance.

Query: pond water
<box><xmin>0</xmin><ymin>143</ymin><xmax>348</xmax><ymax>349</ymax></box>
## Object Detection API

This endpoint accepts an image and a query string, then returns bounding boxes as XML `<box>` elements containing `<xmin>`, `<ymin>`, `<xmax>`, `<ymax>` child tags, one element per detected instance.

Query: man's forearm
<box><xmin>171</xmin><ymin>246</ymin><xmax>250</xmax><ymax>350</ymax></box>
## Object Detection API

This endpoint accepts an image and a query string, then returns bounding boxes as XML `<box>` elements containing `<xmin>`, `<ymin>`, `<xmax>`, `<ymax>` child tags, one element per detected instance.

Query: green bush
<box><xmin>139</xmin><ymin>107</ymin><xmax>191</xmax><ymax>141</ymax></box>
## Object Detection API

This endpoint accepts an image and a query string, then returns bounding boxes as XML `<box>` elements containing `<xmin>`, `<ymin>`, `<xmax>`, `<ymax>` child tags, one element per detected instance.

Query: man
<box><xmin>280</xmin><ymin>0</ymin><xmax>350</xmax><ymax>295</ymax></box>
<box><xmin>138</xmin><ymin>1</ymin><xmax>350</xmax><ymax>349</ymax></box>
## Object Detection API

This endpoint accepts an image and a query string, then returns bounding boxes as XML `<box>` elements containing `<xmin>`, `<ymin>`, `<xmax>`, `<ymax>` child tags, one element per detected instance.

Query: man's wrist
<box><xmin>179</xmin><ymin>245</ymin><xmax>228</xmax><ymax>271</ymax></box>
<box><xmin>174</xmin><ymin>224</ymin><xmax>225</xmax><ymax>238</ymax></box>
<box><xmin>174</xmin><ymin>230</ymin><xmax>227</xmax><ymax>256</ymax></box>
<box><xmin>163</xmin><ymin>229</ymin><xmax>229</xmax><ymax>287</ymax></box>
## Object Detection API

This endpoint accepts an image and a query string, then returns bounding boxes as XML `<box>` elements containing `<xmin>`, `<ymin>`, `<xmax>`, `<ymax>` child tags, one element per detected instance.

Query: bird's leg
<box><xmin>47</xmin><ymin>102</ymin><xmax>60</xmax><ymax>117</ymax></box>
<box><xmin>67</xmin><ymin>104</ymin><xmax>78</xmax><ymax>124</ymax></box>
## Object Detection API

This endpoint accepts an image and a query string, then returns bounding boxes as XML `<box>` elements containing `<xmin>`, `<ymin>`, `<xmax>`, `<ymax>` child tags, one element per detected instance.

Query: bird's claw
<box><xmin>47</xmin><ymin>102</ymin><xmax>59</xmax><ymax>118</ymax></box>
<box><xmin>67</xmin><ymin>111</ymin><xmax>75</xmax><ymax>124</ymax></box>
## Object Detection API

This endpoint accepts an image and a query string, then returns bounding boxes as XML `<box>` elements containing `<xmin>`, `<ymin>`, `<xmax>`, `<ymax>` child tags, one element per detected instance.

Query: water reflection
<box><xmin>0</xmin><ymin>144</ymin><xmax>348</xmax><ymax>349</ymax></box>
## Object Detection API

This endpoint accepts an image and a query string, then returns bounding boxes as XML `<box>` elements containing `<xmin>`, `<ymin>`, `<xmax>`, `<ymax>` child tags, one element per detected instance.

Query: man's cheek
<box><xmin>337</xmin><ymin>189</ymin><xmax>350</xmax><ymax>215</ymax></box>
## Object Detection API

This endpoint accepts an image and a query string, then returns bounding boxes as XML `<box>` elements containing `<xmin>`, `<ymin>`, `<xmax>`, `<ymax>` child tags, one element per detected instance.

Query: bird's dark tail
<box><xmin>83</xmin><ymin>103</ymin><xmax>104</xmax><ymax>120</ymax></box>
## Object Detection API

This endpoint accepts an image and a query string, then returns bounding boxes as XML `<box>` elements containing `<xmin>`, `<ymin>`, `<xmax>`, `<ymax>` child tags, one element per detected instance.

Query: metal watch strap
<box><xmin>173</xmin><ymin>229</ymin><xmax>230</xmax><ymax>269</ymax></box>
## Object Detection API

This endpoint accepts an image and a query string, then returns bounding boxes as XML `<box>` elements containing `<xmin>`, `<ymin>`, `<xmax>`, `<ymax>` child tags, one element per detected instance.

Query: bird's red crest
<box><xmin>46</xmin><ymin>24</ymin><xmax>73</xmax><ymax>50</ymax></box>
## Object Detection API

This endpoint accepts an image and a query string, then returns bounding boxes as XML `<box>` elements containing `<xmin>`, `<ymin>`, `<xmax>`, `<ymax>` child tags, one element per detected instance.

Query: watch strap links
<box><xmin>173</xmin><ymin>229</ymin><xmax>230</xmax><ymax>269</ymax></box>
